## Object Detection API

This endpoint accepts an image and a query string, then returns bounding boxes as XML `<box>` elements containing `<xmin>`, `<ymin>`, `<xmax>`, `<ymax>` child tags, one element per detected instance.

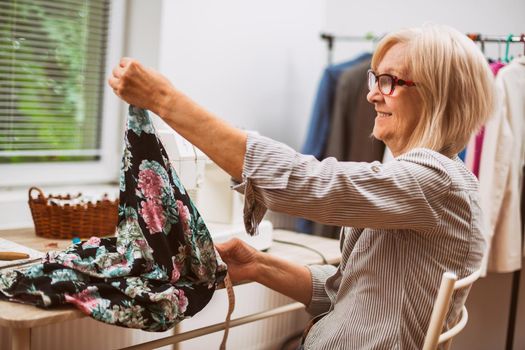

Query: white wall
<box><xmin>326</xmin><ymin>0</ymin><xmax>525</xmax><ymax>34</ymax></box>
<box><xmin>157</xmin><ymin>0</ymin><xmax>326</xmax><ymax>150</ymax></box>
<box><xmin>124</xmin><ymin>0</ymin><xmax>162</xmax><ymax>70</ymax></box>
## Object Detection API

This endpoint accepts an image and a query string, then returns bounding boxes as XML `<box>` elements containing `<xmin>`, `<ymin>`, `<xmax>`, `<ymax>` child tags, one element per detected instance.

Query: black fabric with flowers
<box><xmin>0</xmin><ymin>106</ymin><xmax>227</xmax><ymax>331</ymax></box>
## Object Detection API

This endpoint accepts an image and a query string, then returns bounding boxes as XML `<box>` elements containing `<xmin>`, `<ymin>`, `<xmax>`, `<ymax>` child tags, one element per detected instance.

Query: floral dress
<box><xmin>0</xmin><ymin>106</ymin><xmax>228</xmax><ymax>332</ymax></box>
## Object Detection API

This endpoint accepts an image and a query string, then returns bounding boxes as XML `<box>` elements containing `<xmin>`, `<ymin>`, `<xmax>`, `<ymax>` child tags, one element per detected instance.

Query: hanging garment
<box><xmin>324</xmin><ymin>58</ymin><xmax>384</xmax><ymax>163</ymax></box>
<box><xmin>468</xmin><ymin>61</ymin><xmax>506</xmax><ymax>177</ymax></box>
<box><xmin>471</xmin><ymin>127</ymin><xmax>485</xmax><ymax>178</ymax></box>
<box><xmin>489</xmin><ymin>60</ymin><xmax>506</xmax><ymax>75</ymax></box>
<box><xmin>301</xmin><ymin>53</ymin><xmax>372</xmax><ymax>160</ymax></box>
<box><xmin>458</xmin><ymin>148</ymin><xmax>467</xmax><ymax>162</ymax></box>
<box><xmin>479</xmin><ymin>56</ymin><xmax>525</xmax><ymax>274</ymax></box>
<box><xmin>299</xmin><ymin>58</ymin><xmax>385</xmax><ymax>238</ymax></box>
<box><xmin>0</xmin><ymin>106</ymin><xmax>229</xmax><ymax>332</ymax></box>
<box><xmin>297</xmin><ymin>53</ymin><xmax>372</xmax><ymax>234</ymax></box>
<box><xmin>460</xmin><ymin>61</ymin><xmax>506</xmax><ymax>167</ymax></box>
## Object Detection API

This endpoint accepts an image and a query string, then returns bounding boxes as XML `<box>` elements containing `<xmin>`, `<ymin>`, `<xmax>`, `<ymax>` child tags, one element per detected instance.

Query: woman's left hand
<box><xmin>215</xmin><ymin>238</ymin><xmax>261</xmax><ymax>283</ymax></box>
<box><xmin>216</xmin><ymin>238</ymin><xmax>313</xmax><ymax>305</ymax></box>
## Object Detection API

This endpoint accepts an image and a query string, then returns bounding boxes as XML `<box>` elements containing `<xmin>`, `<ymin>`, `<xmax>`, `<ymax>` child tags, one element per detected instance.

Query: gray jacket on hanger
<box><xmin>312</xmin><ymin>58</ymin><xmax>385</xmax><ymax>238</ymax></box>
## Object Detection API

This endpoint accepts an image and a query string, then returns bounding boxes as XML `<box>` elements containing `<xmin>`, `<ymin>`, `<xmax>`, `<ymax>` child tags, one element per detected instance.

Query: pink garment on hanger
<box><xmin>471</xmin><ymin>61</ymin><xmax>506</xmax><ymax>178</ymax></box>
<box><xmin>489</xmin><ymin>61</ymin><xmax>506</xmax><ymax>75</ymax></box>
<box><xmin>472</xmin><ymin>126</ymin><xmax>485</xmax><ymax>178</ymax></box>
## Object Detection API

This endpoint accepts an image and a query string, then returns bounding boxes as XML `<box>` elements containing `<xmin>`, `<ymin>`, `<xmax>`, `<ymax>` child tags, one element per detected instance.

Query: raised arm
<box><xmin>108</xmin><ymin>58</ymin><xmax>246</xmax><ymax>182</ymax></box>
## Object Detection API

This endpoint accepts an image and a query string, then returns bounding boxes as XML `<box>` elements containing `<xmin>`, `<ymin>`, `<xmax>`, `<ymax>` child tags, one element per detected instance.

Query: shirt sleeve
<box><xmin>304</xmin><ymin>264</ymin><xmax>338</xmax><ymax>316</ymax></box>
<box><xmin>231</xmin><ymin>133</ymin><xmax>452</xmax><ymax>235</ymax></box>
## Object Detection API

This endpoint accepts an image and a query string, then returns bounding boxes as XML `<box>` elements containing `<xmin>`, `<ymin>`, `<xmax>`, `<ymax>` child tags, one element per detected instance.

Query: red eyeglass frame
<box><xmin>367</xmin><ymin>69</ymin><xmax>417</xmax><ymax>96</ymax></box>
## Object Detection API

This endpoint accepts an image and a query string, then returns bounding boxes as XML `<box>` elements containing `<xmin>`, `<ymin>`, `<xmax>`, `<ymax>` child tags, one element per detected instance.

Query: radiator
<box><xmin>178</xmin><ymin>283</ymin><xmax>310</xmax><ymax>350</ymax></box>
<box><xmin>1</xmin><ymin>283</ymin><xmax>309</xmax><ymax>350</ymax></box>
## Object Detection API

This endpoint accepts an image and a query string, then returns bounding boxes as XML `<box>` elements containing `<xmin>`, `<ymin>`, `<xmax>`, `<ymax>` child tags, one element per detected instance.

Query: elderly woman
<box><xmin>109</xmin><ymin>24</ymin><xmax>495</xmax><ymax>349</ymax></box>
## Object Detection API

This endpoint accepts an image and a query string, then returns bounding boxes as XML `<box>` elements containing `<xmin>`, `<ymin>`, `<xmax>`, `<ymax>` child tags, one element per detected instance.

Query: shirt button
<box><xmin>371</xmin><ymin>165</ymin><xmax>381</xmax><ymax>173</ymax></box>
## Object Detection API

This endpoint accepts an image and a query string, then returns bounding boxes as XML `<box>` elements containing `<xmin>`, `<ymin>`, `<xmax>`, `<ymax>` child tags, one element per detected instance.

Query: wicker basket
<box><xmin>28</xmin><ymin>186</ymin><xmax>119</xmax><ymax>239</ymax></box>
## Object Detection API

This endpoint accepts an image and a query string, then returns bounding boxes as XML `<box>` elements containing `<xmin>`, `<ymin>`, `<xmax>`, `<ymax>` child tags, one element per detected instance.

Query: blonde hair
<box><xmin>371</xmin><ymin>24</ymin><xmax>496</xmax><ymax>157</ymax></box>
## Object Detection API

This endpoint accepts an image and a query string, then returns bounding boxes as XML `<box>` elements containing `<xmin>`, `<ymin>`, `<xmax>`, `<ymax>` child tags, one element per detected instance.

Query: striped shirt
<box><xmin>232</xmin><ymin>133</ymin><xmax>485</xmax><ymax>349</ymax></box>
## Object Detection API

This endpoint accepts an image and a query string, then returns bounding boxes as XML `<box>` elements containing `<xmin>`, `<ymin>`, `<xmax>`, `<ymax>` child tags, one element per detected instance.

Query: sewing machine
<box><xmin>156</xmin><ymin>124</ymin><xmax>273</xmax><ymax>251</ymax></box>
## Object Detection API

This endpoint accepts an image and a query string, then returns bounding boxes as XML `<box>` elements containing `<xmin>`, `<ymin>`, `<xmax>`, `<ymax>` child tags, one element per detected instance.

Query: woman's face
<box><xmin>367</xmin><ymin>43</ymin><xmax>423</xmax><ymax>156</ymax></box>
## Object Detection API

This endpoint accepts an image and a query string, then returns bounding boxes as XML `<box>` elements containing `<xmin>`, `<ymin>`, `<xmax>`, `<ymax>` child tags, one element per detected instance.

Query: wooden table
<box><xmin>0</xmin><ymin>228</ymin><xmax>341</xmax><ymax>350</ymax></box>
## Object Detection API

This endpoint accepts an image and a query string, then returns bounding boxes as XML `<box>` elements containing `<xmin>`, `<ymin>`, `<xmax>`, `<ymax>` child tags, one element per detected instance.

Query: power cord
<box><xmin>272</xmin><ymin>238</ymin><xmax>328</xmax><ymax>265</ymax></box>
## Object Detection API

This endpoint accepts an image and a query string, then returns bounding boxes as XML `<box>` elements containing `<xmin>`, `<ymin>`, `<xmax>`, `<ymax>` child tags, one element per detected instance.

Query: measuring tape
<box><xmin>219</xmin><ymin>273</ymin><xmax>235</xmax><ymax>350</ymax></box>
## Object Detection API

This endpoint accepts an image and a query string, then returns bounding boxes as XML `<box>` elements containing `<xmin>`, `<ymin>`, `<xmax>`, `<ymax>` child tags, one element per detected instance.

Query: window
<box><xmin>0</xmin><ymin>0</ymin><xmax>125</xmax><ymax>186</ymax></box>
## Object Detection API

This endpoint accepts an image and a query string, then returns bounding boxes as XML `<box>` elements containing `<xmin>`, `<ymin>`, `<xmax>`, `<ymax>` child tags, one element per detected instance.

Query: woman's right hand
<box><xmin>215</xmin><ymin>238</ymin><xmax>261</xmax><ymax>283</ymax></box>
<box><xmin>108</xmin><ymin>58</ymin><xmax>178</xmax><ymax>117</ymax></box>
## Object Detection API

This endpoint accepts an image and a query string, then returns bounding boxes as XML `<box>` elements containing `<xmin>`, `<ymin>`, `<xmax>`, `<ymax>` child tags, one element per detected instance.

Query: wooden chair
<box><xmin>422</xmin><ymin>268</ymin><xmax>482</xmax><ymax>350</ymax></box>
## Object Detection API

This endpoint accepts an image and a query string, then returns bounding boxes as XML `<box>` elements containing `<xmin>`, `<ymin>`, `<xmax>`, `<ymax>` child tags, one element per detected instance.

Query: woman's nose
<box><xmin>367</xmin><ymin>84</ymin><xmax>384</xmax><ymax>104</ymax></box>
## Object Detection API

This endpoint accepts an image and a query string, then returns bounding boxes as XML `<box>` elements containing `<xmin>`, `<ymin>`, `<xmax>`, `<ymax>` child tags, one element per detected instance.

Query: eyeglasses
<box><xmin>367</xmin><ymin>69</ymin><xmax>417</xmax><ymax>96</ymax></box>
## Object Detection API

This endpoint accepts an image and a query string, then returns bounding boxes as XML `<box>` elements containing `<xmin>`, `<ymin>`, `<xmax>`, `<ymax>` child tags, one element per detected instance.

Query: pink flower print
<box><xmin>176</xmin><ymin>200</ymin><xmax>191</xmax><ymax>235</ymax></box>
<box><xmin>65</xmin><ymin>294</ymin><xmax>92</xmax><ymax>314</ymax></box>
<box><xmin>139</xmin><ymin>199</ymin><xmax>166</xmax><ymax>234</ymax></box>
<box><xmin>175</xmin><ymin>289</ymin><xmax>188</xmax><ymax>314</ymax></box>
<box><xmin>171</xmin><ymin>256</ymin><xmax>180</xmax><ymax>283</ymax></box>
<box><xmin>65</xmin><ymin>288</ymin><xmax>99</xmax><ymax>315</ymax></box>
<box><xmin>138</xmin><ymin>168</ymin><xmax>163</xmax><ymax>199</ymax></box>
<box><xmin>83</xmin><ymin>236</ymin><xmax>101</xmax><ymax>248</ymax></box>
<box><xmin>136</xmin><ymin>239</ymin><xmax>148</xmax><ymax>248</ymax></box>
<box><xmin>61</xmin><ymin>253</ymin><xmax>80</xmax><ymax>268</ymax></box>
<box><xmin>116</xmin><ymin>258</ymin><xmax>128</xmax><ymax>267</ymax></box>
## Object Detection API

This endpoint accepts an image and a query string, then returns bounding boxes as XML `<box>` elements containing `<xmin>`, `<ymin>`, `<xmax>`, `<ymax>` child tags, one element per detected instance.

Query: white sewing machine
<box><xmin>155</xmin><ymin>122</ymin><xmax>273</xmax><ymax>251</ymax></box>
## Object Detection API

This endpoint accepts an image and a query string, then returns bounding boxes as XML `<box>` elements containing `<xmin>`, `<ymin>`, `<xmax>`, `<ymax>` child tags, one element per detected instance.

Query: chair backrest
<box><xmin>422</xmin><ymin>268</ymin><xmax>482</xmax><ymax>350</ymax></box>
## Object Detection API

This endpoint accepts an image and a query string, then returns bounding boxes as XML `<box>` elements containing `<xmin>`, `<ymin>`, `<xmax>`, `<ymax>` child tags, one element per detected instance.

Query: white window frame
<box><xmin>0</xmin><ymin>0</ymin><xmax>126</xmax><ymax>187</ymax></box>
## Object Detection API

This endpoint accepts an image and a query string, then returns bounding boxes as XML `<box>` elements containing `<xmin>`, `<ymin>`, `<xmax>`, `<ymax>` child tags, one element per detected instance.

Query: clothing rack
<box><xmin>466</xmin><ymin>33</ymin><xmax>525</xmax><ymax>56</ymax></box>
<box><xmin>320</xmin><ymin>31</ymin><xmax>525</xmax><ymax>349</ymax></box>
<box><xmin>320</xmin><ymin>32</ymin><xmax>525</xmax><ymax>65</ymax></box>
<box><xmin>320</xmin><ymin>32</ymin><xmax>382</xmax><ymax>65</ymax></box>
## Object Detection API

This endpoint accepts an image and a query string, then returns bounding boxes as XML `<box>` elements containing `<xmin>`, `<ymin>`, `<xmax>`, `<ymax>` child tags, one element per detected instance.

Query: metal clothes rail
<box><xmin>320</xmin><ymin>32</ymin><xmax>381</xmax><ymax>64</ymax></box>
<box><xmin>320</xmin><ymin>32</ymin><xmax>525</xmax><ymax>65</ymax></box>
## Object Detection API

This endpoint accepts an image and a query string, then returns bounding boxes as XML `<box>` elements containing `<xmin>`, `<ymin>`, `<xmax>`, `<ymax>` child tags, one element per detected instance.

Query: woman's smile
<box><xmin>376</xmin><ymin>111</ymin><xmax>392</xmax><ymax>118</ymax></box>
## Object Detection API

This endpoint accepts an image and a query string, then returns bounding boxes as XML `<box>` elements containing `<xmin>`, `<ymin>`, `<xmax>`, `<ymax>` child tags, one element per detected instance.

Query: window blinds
<box><xmin>0</xmin><ymin>0</ymin><xmax>110</xmax><ymax>163</ymax></box>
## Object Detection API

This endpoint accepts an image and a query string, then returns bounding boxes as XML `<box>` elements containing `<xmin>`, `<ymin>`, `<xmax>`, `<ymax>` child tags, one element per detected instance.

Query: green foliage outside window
<box><xmin>0</xmin><ymin>0</ymin><xmax>108</xmax><ymax>163</ymax></box>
